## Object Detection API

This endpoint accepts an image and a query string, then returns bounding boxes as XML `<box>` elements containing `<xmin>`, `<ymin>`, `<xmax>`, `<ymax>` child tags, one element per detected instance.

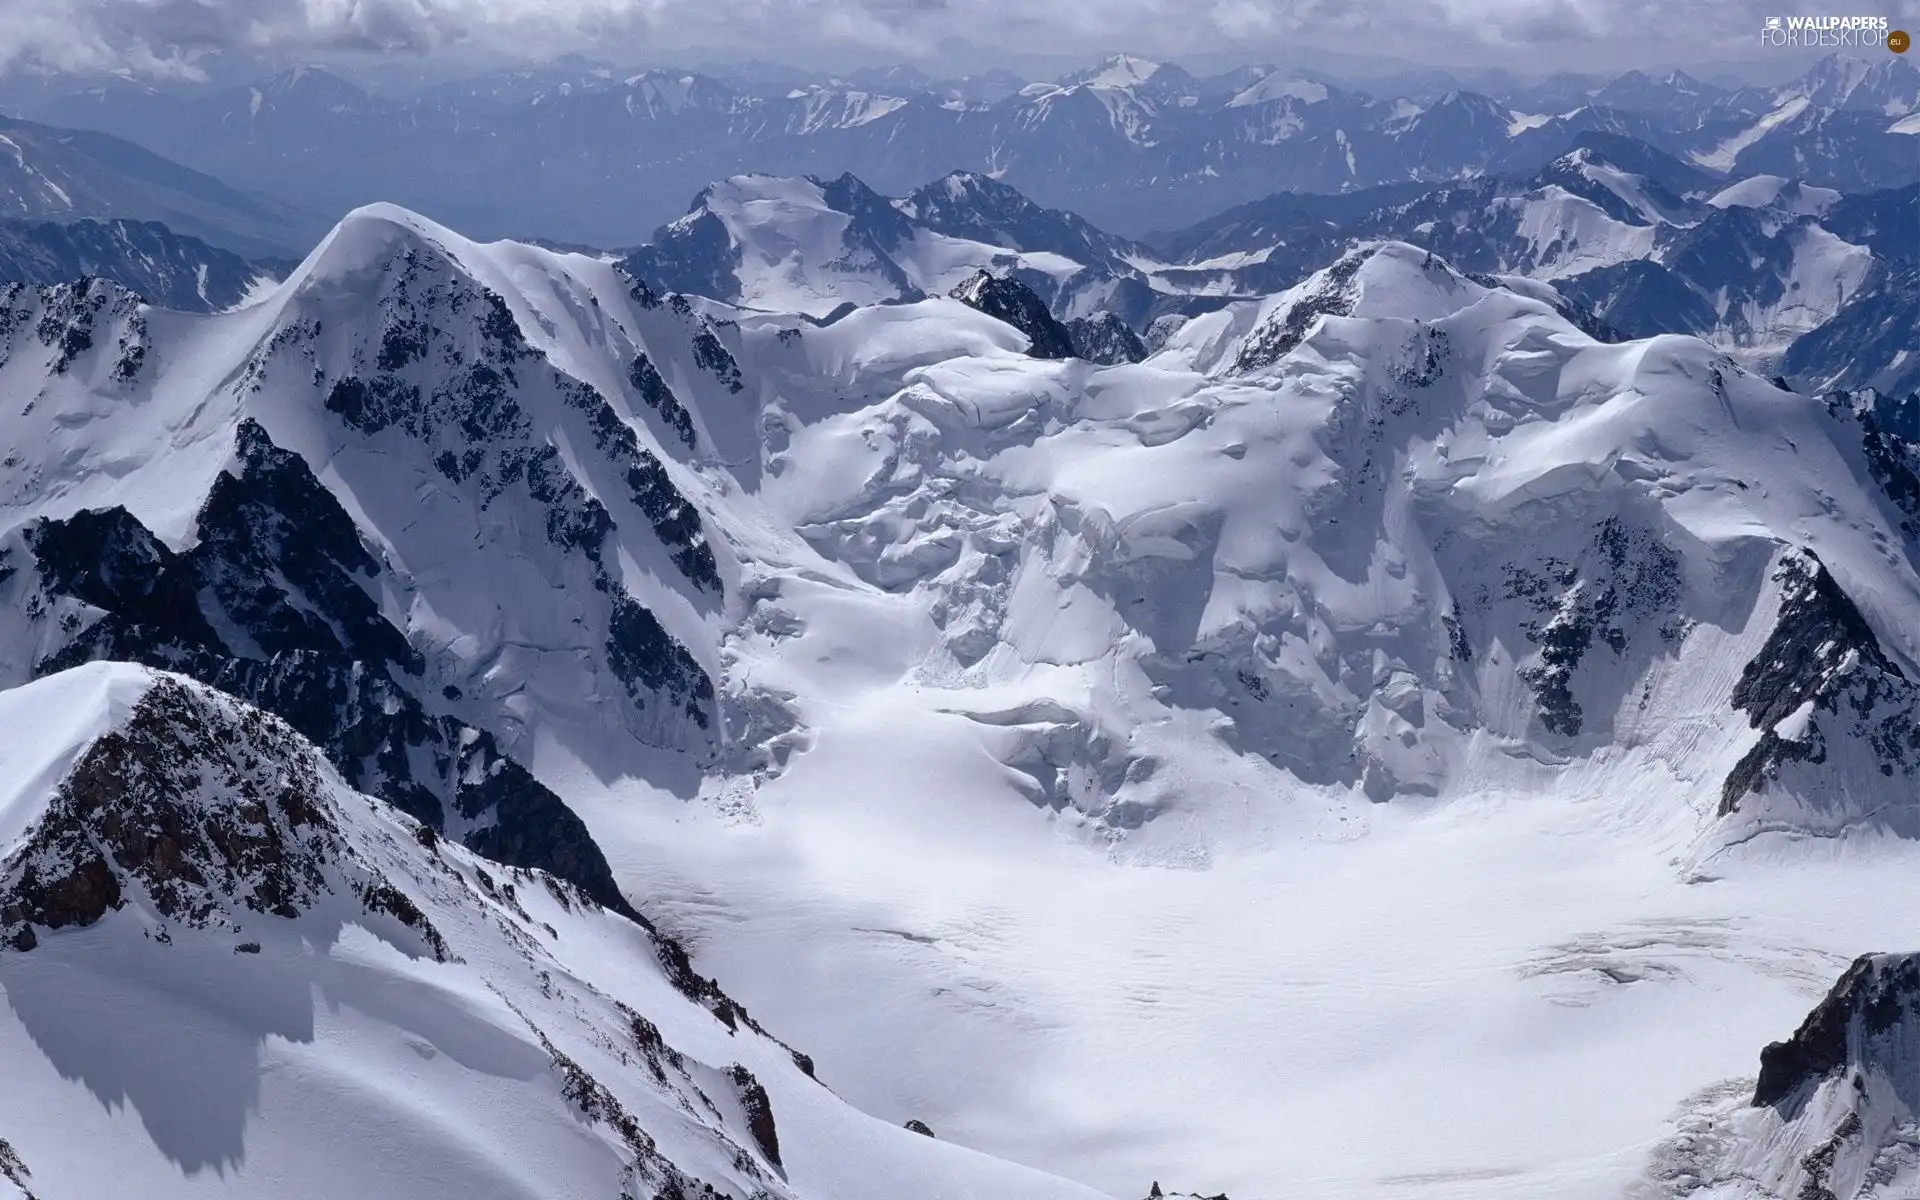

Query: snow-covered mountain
<box><xmin>1156</xmin><ymin>131</ymin><xmax>1720</xmax><ymax>270</ymax></box>
<box><xmin>1587</xmin><ymin>69</ymin><xmax>1728</xmax><ymax>122</ymax></box>
<box><xmin>20</xmin><ymin>53</ymin><xmax>1914</xmax><ymax>244</ymax></box>
<box><xmin>0</xmin><ymin>205</ymin><xmax>739</xmax><ymax>914</ymax></box>
<box><xmin>0</xmin><ymin>114</ymin><xmax>318</xmax><ymax>258</ymax></box>
<box><xmin>1152</xmin><ymin>136</ymin><xmax>1914</xmax><ymax>373</ymax></box>
<box><xmin>618</xmin><ymin>150</ymin><xmax>1852</xmax><ymax>352</ymax></box>
<box><xmin>0</xmin><ymin>218</ymin><xmax>280</xmax><ymax>312</ymax></box>
<box><xmin>0</xmin><ymin>662</ymin><xmax>1109</xmax><ymax>1200</ymax></box>
<box><xmin>1639</xmin><ymin>951</ymin><xmax>1920</xmax><ymax>1198</ymax></box>
<box><xmin>619</xmin><ymin>170</ymin><xmax>1167</xmax><ymax>326</ymax></box>
<box><xmin>7</xmin><ymin>199</ymin><xmax>1920</xmax><ymax>1197</ymax></box>
<box><xmin>1784</xmin><ymin>261</ymin><xmax>1920</xmax><ymax>398</ymax></box>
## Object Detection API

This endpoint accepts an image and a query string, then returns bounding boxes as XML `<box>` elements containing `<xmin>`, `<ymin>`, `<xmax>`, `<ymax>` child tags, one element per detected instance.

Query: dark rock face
<box><xmin>1556</xmin><ymin>259</ymin><xmax>1719</xmax><ymax>341</ymax></box>
<box><xmin>0</xmin><ymin>676</ymin><xmax>450</xmax><ymax>959</ymax></box>
<box><xmin>1829</xmin><ymin>389</ymin><xmax>1920</xmax><ymax>548</ymax></box>
<box><xmin>691</xmin><ymin>322</ymin><xmax>744</xmax><ymax>392</ymax></box>
<box><xmin>5</xmin><ymin>276</ymin><xmax>148</xmax><ymax>379</ymax></box>
<box><xmin>196</xmin><ymin>420</ymin><xmax>420</xmax><ymax>670</ymax></box>
<box><xmin>1788</xmin><ymin>262</ymin><xmax>1920</xmax><ymax>399</ymax></box>
<box><xmin>290</xmin><ymin>243</ymin><xmax>721</xmax><ymax>736</ymax></box>
<box><xmin>0</xmin><ymin>218</ymin><xmax>272</xmax><ymax>313</ymax></box>
<box><xmin>1720</xmin><ymin>550</ymin><xmax>1920</xmax><ymax>815</ymax></box>
<box><xmin>316</xmin><ymin>243</ymin><xmax>722</xmax><ymax>609</ymax></box>
<box><xmin>1755</xmin><ymin>953</ymin><xmax>1920</xmax><ymax>1109</ymax></box>
<box><xmin>18</xmin><ymin>423</ymin><xmax>640</xmax><ymax>918</ymax></box>
<box><xmin>452</xmin><ymin>754</ymin><xmax>633</xmax><ymax>914</ymax></box>
<box><xmin>558</xmin><ymin>376</ymin><xmax>720</xmax><ymax>596</ymax></box>
<box><xmin>534</xmin><ymin>1028</ymin><xmax>749</xmax><ymax>1200</ymax></box>
<box><xmin>0</xmin><ymin>1136</ymin><xmax>35</xmax><ymax>1199</ymax></box>
<box><xmin>627</xmin><ymin>352</ymin><xmax>698</xmax><ymax>450</ymax></box>
<box><xmin>1231</xmin><ymin>248</ymin><xmax>1371</xmax><ymax>372</ymax></box>
<box><xmin>606</xmin><ymin>593</ymin><xmax>712</xmax><ymax>726</ymax></box>
<box><xmin>950</xmin><ymin>270</ymin><xmax>1077</xmax><ymax>359</ymax></box>
<box><xmin>820</xmin><ymin>172</ymin><xmax>920</xmax><ymax>251</ymax></box>
<box><xmin>1432</xmin><ymin>513</ymin><xmax>1688</xmax><ymax>748</ymax></box>
<box><xmin>620</xmin><ymin>204</ymin><xmax>743</xmax><ymax>305</ymax></box>
<box><xmin>903</xmin><ymin>171</ymin><xmax>1147</xmax><ymax>278</ymax></box>
<box><xmin>1067</xmin><ymin>312</ymin><xmax>1147</xmax><ymax>364</ymax></box>
<box><xmin>725</xmin><ymin>1063</ymin><xmax>782</xmax><ymax>1168</ymax></box>
<box><xmin>1506</xmin><ymin>516</ymin><xmax>1684</xmax><ymax>739</ymax></box>
<box><xmin>904</xmin><ymin>1119</ymin><xmax>936</xmax><ymax>1137</ymax></box>
<box><xmin>23</xmin><ymin>505</ymin><xmax>218</xmax><ymax>667</ymax></box>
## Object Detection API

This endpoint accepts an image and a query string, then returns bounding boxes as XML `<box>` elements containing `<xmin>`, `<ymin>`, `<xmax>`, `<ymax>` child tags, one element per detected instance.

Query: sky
<box><xmin>4</xmin><ymin>0</ymin><xmax>1920</xmax><ymax>78</ymax></box>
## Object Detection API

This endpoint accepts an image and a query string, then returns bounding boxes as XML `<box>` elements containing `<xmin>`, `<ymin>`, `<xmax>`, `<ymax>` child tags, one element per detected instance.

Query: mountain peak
<box><xmin>1064</xmin><ymin>54</ymin><xmax>1168</xmax><ymax>90</ymax></box>
<box><xmin>1790</xmin><ymin>51</ymin><xmax>1920</xmax><ymax>110</ymax></box>
<box><xmin>949</xmin><ymin>270</ymin><xmax>1077</xmax><ymax>359</ymax></box>
<box><xmin>907</xmin><ymin>169</ymin><xmax>1035</xmax><ymax>219</ymax></box>
<box><xmin>0</xmin><ymin>664</ymin><xmax>443</xmax><ymax>955</ymax></box>
<box><xmin>291</xmin><ymin>202</ymin><xmax>469</xmax><ymax>293</ymax></box>
<box><xmin>1227</xmin><ymin>70</ymin><xmax>1330</xmax><ymax>107</ymax></box>
<box><xmin>1230</xmin><ymin>242</ymin><xmax>1489</xmax><ymax>373</ymax></box>
<box><xmin>0</xmin><ymin>659</ymin><xmax>1088</xmax><ymax>1199</ymax></box>
<box><xmin>1755</xmin><ymin>952</ymin><xmax>1920</xmax><ymax>1108</ymax></box>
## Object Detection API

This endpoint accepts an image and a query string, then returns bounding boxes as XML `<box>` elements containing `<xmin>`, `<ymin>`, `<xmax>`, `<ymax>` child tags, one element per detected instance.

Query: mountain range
<box><xmin>0</xmin><ymin>113</ymin><xmax>319</xmax><ymax>258</ymax></box>
<box><xmin>603</xmin><ymin>141</ymin><xmax>1916</xmax><ymax>390</ymax></box>
<box><xmin>0</xmin><ymin>218</ymin><xmax>280</xmax><ymax>312</ymax></box>
<box><xmin>7</xmin><ymin>52</ymin><xmax>1916</xmax><ymax>243</ymax></box>
<box><xmin>3</xmin><ymin>39</ymin><xmax>1920</xmax><ymax>1200</ymax></box>
<box><xmin>2</xmin><ymin>193</ymin><xmax>1920</xmax><ymax>1195</ymax></box>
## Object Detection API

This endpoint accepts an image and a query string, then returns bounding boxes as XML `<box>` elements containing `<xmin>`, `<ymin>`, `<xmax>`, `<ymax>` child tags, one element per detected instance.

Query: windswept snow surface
<box><xmin>9</xmin><ymin>212</ymin><xmax>1920</xmax><ymax>1200</ymax></box>
<box><xmin>1706</xmin><ymin>175</ymin><xmax>1842</xmax><ymax>216</ymax></box>
<box><xmin>1491</xmin><ymin>185</ymin><xmax>1659</xmax><ymax>278</ymax></box>
<box><xmin>0</xmin><ymin>664</ymin><xmax>1114</xmax><ymax>1200</ymax></box>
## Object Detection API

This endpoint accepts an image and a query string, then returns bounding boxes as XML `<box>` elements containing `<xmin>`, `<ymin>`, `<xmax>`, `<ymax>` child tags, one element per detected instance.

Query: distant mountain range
<box><xmin>600</xmin><ymin>136</ymin><xmax>1915</xmax><ymax>393</ymax></box>
<box><xmin>0</xmin><ymin>113</ymin><xmax>321</xmax><ymax>257</ymax></box>
<box><xmin>1154</xmin><ymin>134</ymin><xmax>1915</xmax><ymax>367</ymax></box>
<box><xmin>0</xmin><ymin>50</ymin><xmax>1911</xmax><ymax>380</ymax></box>
<box><xmin>8</xmin><ymin>51</ymin><xmax>1916</xmax><ymax>244</ymax></box>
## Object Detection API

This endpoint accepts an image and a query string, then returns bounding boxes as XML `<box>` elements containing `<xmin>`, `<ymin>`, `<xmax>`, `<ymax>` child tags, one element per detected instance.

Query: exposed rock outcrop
<box><xmin>950</xmin><ymin>270</ymin><xmax>1077</xmax><ymax>360</ymax></box>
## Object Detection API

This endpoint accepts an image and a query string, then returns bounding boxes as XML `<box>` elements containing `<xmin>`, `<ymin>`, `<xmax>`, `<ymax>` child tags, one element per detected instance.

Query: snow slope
<box><xmin>0</xmin><ymin>663</ymin><xmax>1112</xmax><ymax>1200</ymax></box>
<box><xmin>8</xmin><ymin>209</ymin><xmax>1920</xmax><ymax>1199</ymax></box>
<box><xmin>1707</xmin><ymin>174</ymin><xmax>1842</xmax><ymax>216</ymax></box>
<box><xmin>541</xmin><ymin>239</ymin><xmax>1920</xmax><ymax>1196</ymax></box>
<box><xmin>623</xmin><ymin>171</ymin><xmax>1159</xmax><ymax>324</ymax></box>
<box><xmin>1636</xmin><ymin>951</ymin><xmax>1920</xmax><ymax>1199</ymax></box>
<box><xmin>1692</xmin><ymin>97</ymin><xmax>1813</xmax><ymax>172</ymax></box>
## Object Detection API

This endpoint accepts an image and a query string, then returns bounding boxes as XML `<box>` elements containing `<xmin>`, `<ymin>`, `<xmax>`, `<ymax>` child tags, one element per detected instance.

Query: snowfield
<box><xmin>3</xmin><ymin>203</ymin><xmax>1920</xmax><ymax>1199</ymax></box>
<box><xmin>0</xmin><ymin>665</ymin><xmax>1114</xmax><ymax>1200</ymax></box>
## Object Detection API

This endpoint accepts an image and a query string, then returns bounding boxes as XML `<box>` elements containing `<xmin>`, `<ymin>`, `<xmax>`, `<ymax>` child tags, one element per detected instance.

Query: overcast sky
<box><xmin>7</xmin><ymin>0</ymin><xmax>1920</xmax><ymax>79</ymax></box>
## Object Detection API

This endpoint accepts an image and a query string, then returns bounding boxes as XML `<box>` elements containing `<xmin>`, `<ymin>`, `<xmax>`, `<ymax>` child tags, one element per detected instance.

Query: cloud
<box><xmin>4</xmin><ymin>0</ymin><xmax>1919</xmax><ymax>74</ymax></box>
